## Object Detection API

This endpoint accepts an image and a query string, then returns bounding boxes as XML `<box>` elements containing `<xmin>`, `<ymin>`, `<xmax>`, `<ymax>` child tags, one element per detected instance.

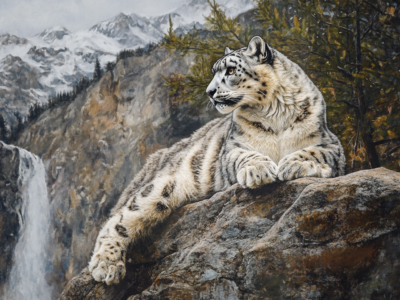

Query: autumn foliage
<box><xmin>163</xmin><ymin>0</ymin><xmax>400</xmax><ymax>172</ymax></box>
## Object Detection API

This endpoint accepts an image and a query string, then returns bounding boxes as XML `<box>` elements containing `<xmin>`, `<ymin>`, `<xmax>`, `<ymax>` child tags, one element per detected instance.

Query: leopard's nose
<box><xmin>206</xmin><ymin>89</ymin><xmax>216</xmax><ymax>98</ymax></box>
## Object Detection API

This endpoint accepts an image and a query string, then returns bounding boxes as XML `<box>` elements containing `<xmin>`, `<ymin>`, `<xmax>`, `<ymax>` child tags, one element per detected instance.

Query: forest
<box><xmin>163</xmin><ymin>0</ymin><xmax>400</xmax><ymax>173</ymax></box>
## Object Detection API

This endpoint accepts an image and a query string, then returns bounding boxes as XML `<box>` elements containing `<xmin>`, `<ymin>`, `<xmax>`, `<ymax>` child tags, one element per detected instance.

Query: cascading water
<box><xmin>3</xmin><ymin>148</ymin><xmax>53</xmax><ymax>300</ymax></box>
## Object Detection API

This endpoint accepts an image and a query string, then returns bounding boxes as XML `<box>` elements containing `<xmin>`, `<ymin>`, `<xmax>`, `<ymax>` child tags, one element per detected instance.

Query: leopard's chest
<box><xmin>234</xmin><ymin>116</ymin><xmax>321</xmax><ymax>164</ymax></box>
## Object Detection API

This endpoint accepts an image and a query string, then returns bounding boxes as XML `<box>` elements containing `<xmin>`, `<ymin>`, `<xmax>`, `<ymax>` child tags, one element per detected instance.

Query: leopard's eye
<box><xmin>226</xmin><ymin>67</ymin><xmax>235</xmax><ymax>76</ymax></box>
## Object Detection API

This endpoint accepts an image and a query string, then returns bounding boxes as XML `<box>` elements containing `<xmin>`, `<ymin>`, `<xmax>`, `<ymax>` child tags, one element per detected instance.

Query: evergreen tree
<box><xmin>15</xmin><ymin>112</ymin><xmax>24</xmax><ymax>134</ymax></box>
<box><xmin>135</xmin><ymin>47</ymin><xmax>144</xmax><ymax>56</ymax></box>
<box><xmin>256</xmin><ymin>0</ymin><xmax>399</xmax><ymax>170</ymax></box>
<box><xmin>106</xmin><ymin>61</ymin><xmax>116</xmax><ymax>73</ymax></box>
<box><xmin>0</xmin><ymin>114</ymin><xmax>7</xmax><ymax>142</ymax></box>
<box><xmin>163</xmin><ymin>0</ymin><xmax>400</xmax><ymax>172</ymax></box>
<box><xmin>93</xmin><ymin>58</ymin><xmax>102</xmax><ymax>82</ymax></box>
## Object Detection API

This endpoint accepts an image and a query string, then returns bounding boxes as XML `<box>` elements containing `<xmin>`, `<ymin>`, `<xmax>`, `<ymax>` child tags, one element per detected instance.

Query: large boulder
<box><xmin>59</xmin><ymin>167</ymin><xmax>400</xmax><ymax>299</ymax></box>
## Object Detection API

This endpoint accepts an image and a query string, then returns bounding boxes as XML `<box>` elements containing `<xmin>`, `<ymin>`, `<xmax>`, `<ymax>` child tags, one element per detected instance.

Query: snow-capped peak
<box><xmin>37</xmin><ymin>26</ymin><xmax>71</xmax><ymax>43</ymax></box>
<box><xmin>0</xmin><ymin>34</ymin><xmax>29</xmax><ymax>46</ymax></box>
<box><xmin>0</xmin><ymin>0</ymin><xmax>256</xmax><ymax>125</ymax></box>
<box><xmin>89</xmin><ymin>13</ymin><xmax>162</xmax><ymax>47</ymax></box>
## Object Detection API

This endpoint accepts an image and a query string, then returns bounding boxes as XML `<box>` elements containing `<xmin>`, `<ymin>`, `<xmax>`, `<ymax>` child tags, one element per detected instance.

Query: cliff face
<box><xmin>15</xmin><ymin>47</ymin><xmax>219</xmax><ymax>297</ymax></box>
<box><xmin>60</xmin><ymin>168</ymin><xmax>400</xmax><ymax>300</ymax></box>
<box><xmin>0</xmin><ymin>142</ymin><xmax>21</xmax><ymax>294</ymax></box>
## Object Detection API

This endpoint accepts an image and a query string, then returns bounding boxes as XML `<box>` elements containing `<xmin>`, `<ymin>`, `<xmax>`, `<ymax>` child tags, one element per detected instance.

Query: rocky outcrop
<box><xmin>59</xmin><ymin>168</ymin><xmax>400</xmax><ymax>299</ymax></box>
<box><xmin>0</xmin><ymin>142</ymin><xmax>22</xmax><ymax>293</ymax></box>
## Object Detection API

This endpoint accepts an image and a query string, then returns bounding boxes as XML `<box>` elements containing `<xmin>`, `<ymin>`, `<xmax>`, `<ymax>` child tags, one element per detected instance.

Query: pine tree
<box><xmin>163</xmin><ymin>0</ymin><xmax>400</xmax><ymax>172</ymax></box>
<box><xmin>93</xmin><ymin>58</ymin><xmax>102</xmax><ymax>82</ymax></box>
<box><xmin>256</xmin><ymin>0</ymin><xmax>400</xmax><ymax>170</ymax></box>
<box><xmin>0</xmin><ymin>114</ymin><xmax>7</xmax><ymax>142</ymax></box>
<box><xmin>15</xmin><ymin>112</ymin><xmax>24</xmax><ymax>133</ymax></box>
<box><xmin>106</xmin><ymin>61</ymin><xmax>116</xmax><ymax>73</ymax></box>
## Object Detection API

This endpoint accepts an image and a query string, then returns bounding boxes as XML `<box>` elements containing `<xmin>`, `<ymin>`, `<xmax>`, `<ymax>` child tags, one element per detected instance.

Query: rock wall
<box><xmin>60</xmin><ymin>168</ymin><xmax>400</xmax><ymax>300</ymax></box>
<box><xmin>15</xmin><ymin>47</ymin><xmax>219</xmax><ymax>297</ymax></box>
<box><xmin>0</xmin><ymin>142</ymin><xmax>21</xmax><ymax>294</ymax></box>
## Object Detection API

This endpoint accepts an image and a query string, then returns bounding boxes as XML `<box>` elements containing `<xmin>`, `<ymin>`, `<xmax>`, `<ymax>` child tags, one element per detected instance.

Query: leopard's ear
<box><xmin>224</xmin><ymin>47</ymin><xmax>233</xmax><ymax>55</ymax></box>
<box><xmin>244</xmin><ymin>36</ymin><xmax>273</xmax><ymax>65</ymax></box>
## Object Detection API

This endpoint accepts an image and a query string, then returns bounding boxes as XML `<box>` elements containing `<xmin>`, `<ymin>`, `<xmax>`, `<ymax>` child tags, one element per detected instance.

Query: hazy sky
<box><xmin>0</xmin><ymin>0</ymin><xmax>187</xmax><ymax>37</ymax></box>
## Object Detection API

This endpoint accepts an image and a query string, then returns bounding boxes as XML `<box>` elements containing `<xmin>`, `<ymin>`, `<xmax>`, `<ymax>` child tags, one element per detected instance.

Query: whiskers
<box><xmin>206</xmin><ymin>101</ymin><xmax>215</xmax><ymax>111</ymax></box>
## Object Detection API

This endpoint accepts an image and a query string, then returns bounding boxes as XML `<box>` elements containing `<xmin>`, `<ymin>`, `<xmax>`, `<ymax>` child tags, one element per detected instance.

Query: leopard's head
<box><xmin>206</xmin><ymin>36</ymin><xmax>277</xmax><ymax>114</ymax></box>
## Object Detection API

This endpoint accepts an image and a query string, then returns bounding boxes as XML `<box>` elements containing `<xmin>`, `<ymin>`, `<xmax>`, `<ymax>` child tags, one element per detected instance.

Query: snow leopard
<box><xmin>88</xmin><ymin>36</ymin><xmax>345</xmax><ymax>285</ymax></box>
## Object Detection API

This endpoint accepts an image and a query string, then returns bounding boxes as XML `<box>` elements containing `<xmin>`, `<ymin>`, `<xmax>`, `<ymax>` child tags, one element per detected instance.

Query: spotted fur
<box><xmin>88</xmin><ymin>36</ymin><xmax>345</xmax><ymax>285</ymax></box>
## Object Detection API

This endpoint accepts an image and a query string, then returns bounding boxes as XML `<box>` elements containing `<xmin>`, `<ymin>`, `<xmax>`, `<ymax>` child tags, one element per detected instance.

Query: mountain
<box><xmin>0</xmin><ymin>54</ymin><xmax>46</xmax><ymax>122</ymax></box>
<box><xmin>0</xmin><ymin>34</ymin><xmax>28</xmax><ymax>46</ymax></box>
<box><xmin>37</xmin><ymin>26</ymin><xmax>71</xmax><ymax>43</ymax></box>
<box><xmin>0</xmin><ymin>0</ymin><xmax>255</xmax><ymax>127</ymax></box>
<box><xmin>89</xmin><ymin>13</ymin><xmax>162</xmax><ymax>47</ymax></box>
<box><xmin>171</xmin><ymin>0</ymin><xmax>256</xmax><ymax>24</ymax></box>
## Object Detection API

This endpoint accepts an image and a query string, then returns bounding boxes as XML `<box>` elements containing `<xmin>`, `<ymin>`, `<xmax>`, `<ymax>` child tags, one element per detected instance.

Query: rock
<box><xmin>59</xmin><ymin>168</ymin><xmax>400</xmax><ymax>299</ymax></box>
<box><xmin>0</xmin><ymin>142</ymin><xmax>22</xmax><ymax>294</ymax></box>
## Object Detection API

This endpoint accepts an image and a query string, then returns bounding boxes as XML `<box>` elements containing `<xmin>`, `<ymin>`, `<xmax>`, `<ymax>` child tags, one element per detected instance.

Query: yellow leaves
<box><xmin>353</xmin><ymin>73</ymin><xmax>365</xmax><ymax>79</ymax></box>
<box><xmin>334</xmin><ymin>40</ymin><xmax>341</xmax><ymax>46</ymax></box>
<box><xmin>387</xmin><ymin>6</ymin><xmax>396</xmax><ymax>17</ymax></box>
<box><xmin>274</xmin><ymin>7</ymin><xmax>279</xmax><ymax>20</ymax></box>
<box><xmin>388</xmin><ymin>130</ymin><xmax>397</xmax><ymax>139</ymax></box>
<box><xmin>293</xmin><ymin>16</ymin><xmax>300</xmax><ymax>28</ymax></box>
<box><xmin>374</xmin><ymin>116</ymin><xmax>387</xmax><ymax>127</ymax></box>
<box><xmin>340</xmin><ymin>50</ymin><xmax>346</xmax><ymax>60</ymax></box>
<box><xmin>301</xmin><ymin>18</ymin><xmax>308</xmax><ymax>37</ymax></box>
<box><xmin>327</xmin><ymin>87</ymin><xmax>336</xmax><ymax>99</ymax></box>
<box><xmin>386</xmin><ymin>87</ymin><xmax>394</xmax><ymax>94</ymax></box>
<box><xmin>379</xmin><ymin>15</ymin><xmax>387</xmax><ymax>23</ymax></box>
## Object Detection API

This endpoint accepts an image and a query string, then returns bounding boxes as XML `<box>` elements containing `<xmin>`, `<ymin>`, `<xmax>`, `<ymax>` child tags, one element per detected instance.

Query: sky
<box><xmin>0</xmin><ymin>0</ymin><xmax>187</xmax><ymax>37</ymax></box>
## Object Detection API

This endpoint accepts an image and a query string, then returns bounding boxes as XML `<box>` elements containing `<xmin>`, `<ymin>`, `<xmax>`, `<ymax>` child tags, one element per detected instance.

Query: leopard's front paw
<box><xmin>277</xmin><ymin>154</ymin><xmax>331</xmax><ymax>181</ymax></box>
<box><xmin>237</xmin><ymin>159</ymin><xmax>277</xmax><ymax>189</ymax></box>
<box><xmin>88</xmin><ymin>241</ymin><xmax>126</xmax><ymax>285</ymax></box>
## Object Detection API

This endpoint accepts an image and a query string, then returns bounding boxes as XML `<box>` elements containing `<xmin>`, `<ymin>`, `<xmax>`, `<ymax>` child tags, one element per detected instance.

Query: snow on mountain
<box><xmin>0</xmin><ymin>34</ymin><xmax>29</xmax><ymax>46</ymax></box>
<box><xmin>169</xmin><ymin>0</ymin><xmax>256</xmax><ymax>26</ymax></box>
<box><xmin>36</xmin><ymin>26</ymin><xmax>71</xmax><ymax>43</ymax></box>
<box><xmin>147</xmin><ymin>12</ymin><xmax>204</xmax><ymax>35</ymax></box>
<box><xmin>0</xmin><ymin>0</ymin><xmax>255</xmax><ymax>125</ymax></box>
<box><xmin>90</xmin><ymin>13</ymin><xmax>163</xmax><ymax>47</ymax></box>
<box><xmin>0</xmin><ymin>55</ymin><xmax>47</xmax><ymax>122</ymax></box>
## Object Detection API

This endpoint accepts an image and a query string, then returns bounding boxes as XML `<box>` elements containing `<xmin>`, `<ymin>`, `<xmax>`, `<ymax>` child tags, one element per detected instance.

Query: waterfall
<box><xmin>3</xmin><ymin>148</ymin><xmax>53</xmax><ymax>300</ymax></box>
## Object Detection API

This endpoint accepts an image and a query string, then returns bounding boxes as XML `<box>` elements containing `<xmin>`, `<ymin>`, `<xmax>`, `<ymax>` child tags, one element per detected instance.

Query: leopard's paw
<box><xmin>278</xmin><ymin>154</ymin><xmax>331</xmax><ymax>181</ymax></box>
<box><xmin>237</xmin><ymin>159</ymin><xmax>277</xmax><ymax>189</ymax></box>
<box><xmin>89</xmin><ymin>240</ymin><xmax>126</xmax><ymax>285</ymax></box>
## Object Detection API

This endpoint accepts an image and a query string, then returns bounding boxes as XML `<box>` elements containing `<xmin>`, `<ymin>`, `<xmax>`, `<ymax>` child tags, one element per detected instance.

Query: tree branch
<box><xmin>340</xmin><ymin>100</ymin><xmax>358</xmax><ymax>109</ymax></box>
<box><xmin>351</xmin><ymin>122</ymin><xmax>360</xmax><ymax>172</ymax></box>
<box><xmin>364</xmin><ymin>0</ymin><xmax>400</xmax><ymax>20</ymax></box>
<box><xmin>374</xmin><ymin>137</ymin><xmax>400</xmax><ymax>146</ymax></box>
<box><xmin>337</xmin><ymin>66</ymin><xmax>354</xmax><ymax>80</ymax></box>
<box><xmin>310</xmin><ymin>14</ymin><xmax>354</xmax><ymax>34</ymax></box>
<box><xmin>387</xmin><ymin>145</ymin><xmax>400</xmax><ymax>156</ymax></box>
<box><xmin>333</xmin><ymin>79</ymin><xmax>352</xmax><ymax>86</ymax></box>
<box><xmin>308</xmin><ymin>51</ymin><xmax>331</xmax><ymax>61</ymax></box>
<box><xmin>360</xmin><ymin>13</ymin><xmax>378</xmax><ymax>41</ymax></box>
